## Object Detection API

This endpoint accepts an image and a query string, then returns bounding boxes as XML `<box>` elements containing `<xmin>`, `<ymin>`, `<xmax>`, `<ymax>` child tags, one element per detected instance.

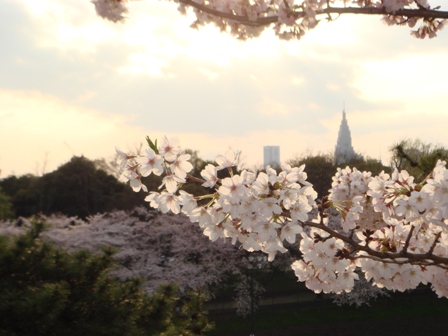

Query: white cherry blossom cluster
<box><xmin>292</xmin><ymin>229</ymin><xmax>358</xmax><ymax>294</ymax></box>
<box><xmin>322</xmin><ymin>161</ymin><xmax>448</xmax><ymax>296</ymax></box>
<box><xmin>90</xmin><ymin>0</ymin><xmax>448</xmax><ymax>40</ymax></box>
<box><xmin>118</xmin><ymin>137</ymin><xmax>448</xmax><ymax>298</ymax></box>
<box><xmin>117</xmin><ymin>136</ymin><xmax>316</xmax><ymax>262</ymax></box>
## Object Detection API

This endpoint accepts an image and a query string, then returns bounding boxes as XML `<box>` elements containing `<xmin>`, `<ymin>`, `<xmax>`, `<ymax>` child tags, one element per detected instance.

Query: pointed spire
<box><xmin>335</xmin><ymin>106</ymin><xmax>358</xmax><ymax>165</ymax></box>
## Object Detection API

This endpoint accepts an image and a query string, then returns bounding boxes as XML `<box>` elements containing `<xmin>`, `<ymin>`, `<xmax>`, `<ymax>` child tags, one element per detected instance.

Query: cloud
<box><xmin>3</xmin><ymin>0</ymin><xmax>448</xmax><ymax>177</ymax></box>
<box><xmin>352</xmin><ymin>52</ymin><xmax>448</xmax><ymax>102</ymax></box>
<box><xmin>258</xmin><ymin>97</ymin><xmax>293</xmax><ymax>116</ymax></box>
<box><xmin>0</xmin><ymin>90</ymin><xmax>147</xmax><ymax>176</ymax></box>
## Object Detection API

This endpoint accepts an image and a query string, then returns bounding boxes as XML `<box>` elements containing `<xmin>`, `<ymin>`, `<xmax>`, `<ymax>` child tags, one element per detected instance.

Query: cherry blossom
<box><xmin>215</xmin><ymin>150</ymin><xmax>238</xmax><ymax>170</ymax></box>
<box><xmin>170</xmin><ymin>154</ymin><xmax>193</xmax><ymax>178</ymax></box>
<box><xmin>118</xmin><ymin>137</ymin><xmax>448</xmax><ymax>299</ymax></box>
<box><xmin>90</xmin><ymin>0</ymin><xmax>448</xmax><ymax>40</ymax></box>
<box><xmin>200</xmin><ymin>164</ymin><xmax>218</xmax><ymax>188</ymax></box>
<box><xmin>280</xmin><ymin>221</ymin><xmax>303</xmax><ymax>243</ymax></box>
<box><xmin>0</xmin><ymin>209</ymin><xmax>246</xmax><ymax>295</ymax></box>
<box><xmin>135</xmin><ymin>148</ymin><xmax>164</xmax><ymax>177</ymax></box>
<box><xmin>157</xmin><ymin>191</ymin><xmax>181</xmax><ymax>214</ymax></box>
<box><xmin>158</xmin><ymin>136</ymin><xmax>181</xmax><ymax>162</ymax></box>
<box><xmin>159</xmin><ymin>173</ymin><xmax>185</xmax><ymax>193</ymax></box>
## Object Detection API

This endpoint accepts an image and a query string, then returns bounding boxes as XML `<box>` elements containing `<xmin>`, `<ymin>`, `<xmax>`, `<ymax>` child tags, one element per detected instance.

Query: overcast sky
<box><xmin>1</xmin><ymin>0</ymin><xmax>448</xmax><ymax>177</ymax></box>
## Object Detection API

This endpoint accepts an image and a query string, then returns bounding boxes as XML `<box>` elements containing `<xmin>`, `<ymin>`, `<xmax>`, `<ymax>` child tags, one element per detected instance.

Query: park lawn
<box><xmin>208</xmin><ymin>289</ymin><xmax>448</xmax><ymax>335</ymax></box>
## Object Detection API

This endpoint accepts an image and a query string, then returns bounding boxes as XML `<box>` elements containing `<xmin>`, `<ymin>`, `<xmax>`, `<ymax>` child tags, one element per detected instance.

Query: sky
<box><xmin>1</xmin><ymin>0</ymin><xmax>448</xmax><ymax>177</ymax></box>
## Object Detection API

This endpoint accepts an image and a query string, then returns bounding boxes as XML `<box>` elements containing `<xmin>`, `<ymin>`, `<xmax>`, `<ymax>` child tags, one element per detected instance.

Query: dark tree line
<box><xmin>0</xmin><ymin>150</ymin><xmax>214</xmax><ymax>219</ymax></box>
<box><xmin>0</xmin><ymin>156</ymin><xmax>145</xmax><ymax>219</ymax></box>
<box><xmin>0</xmin><ymin>186</ymin><xmax>14</xmax><ymax>220</ymax></box>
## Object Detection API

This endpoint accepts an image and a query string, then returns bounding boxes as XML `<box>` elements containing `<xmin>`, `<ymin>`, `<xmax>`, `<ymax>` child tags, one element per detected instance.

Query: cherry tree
<box><xmin>91</xmin><ymin>0</ymin><xmax>447</xmax><ymax>39</ymax></box>
<box><xmin>115</xmin><ymin>136</ymin><xmax>448</xmax><ymax>299</ymax></box>
<box><xmin>0</xmin><ymin>209</ymin><xmax>246</xmax><ymax>295</ymax></box>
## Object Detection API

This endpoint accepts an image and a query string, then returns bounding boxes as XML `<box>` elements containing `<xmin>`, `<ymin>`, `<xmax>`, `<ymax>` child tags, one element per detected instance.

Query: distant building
<box><xmin>334</xmin><ymin>109</ymin><xmax>362</xmax><ymax>165</ymax></box>
<box><xmin>263</xmin><ymin>146</ymin><xmax>280</xmax><ymax>169</ymax></box>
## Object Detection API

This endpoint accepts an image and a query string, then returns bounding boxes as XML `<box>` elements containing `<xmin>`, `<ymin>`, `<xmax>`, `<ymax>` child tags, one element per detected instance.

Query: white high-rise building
<box><xmin>264</xmin><ymin>146</ymin><xmax>280</xmax><ymax>169</ymax></box>
<box><xmin>334</xmin><ymin>109</ymin><xmax>361</xmax><ymax>165</ymax></box>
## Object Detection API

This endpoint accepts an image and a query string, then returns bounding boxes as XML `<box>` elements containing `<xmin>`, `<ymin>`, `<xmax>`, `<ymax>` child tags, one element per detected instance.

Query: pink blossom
<box><xmin>215</xmin><ymin>150</ymin><xmax>237</xmax><ymax>170</ymax></box>
<box><xmin>158</xmin><ymin>192</ymin><xmax>181</xmax><ymax>214</ymax></box>
<box><xmin>136</xmin><ymin>148</ymin><xmax>164</xmax><ymax>177</ymax></box>
<box><xmin>218</xmin><ymin>175</ymin><xmax>247</xmax><ymax>203</ymax></box>
<box><xmin>200</xmin><ymin>164</ymin><xmax>218</xmax><ymax>188</ymax></box>
<box><xmin>159</xmin><ymin>174</ymin><xmax>185</xmax><ymax>193</ymax></box>
<box><xmin>158</xmin><ymin>136</ymin><xmax>181</xmax><ymax>162</ymax></box>
<box><xmin>170</xmin><ymin>153</ymin><xmax>193</xmax><ymax>178</ymax></box>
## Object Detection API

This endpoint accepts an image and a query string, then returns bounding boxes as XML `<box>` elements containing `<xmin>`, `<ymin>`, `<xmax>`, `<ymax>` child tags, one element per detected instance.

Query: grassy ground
<box><xmin>208</xmin><ymin>290</ymin><xmax>448</xmax><ymax>336</ymax></box>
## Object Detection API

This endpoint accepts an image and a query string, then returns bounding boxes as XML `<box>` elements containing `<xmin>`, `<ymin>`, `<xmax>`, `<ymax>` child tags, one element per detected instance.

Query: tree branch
<box><xmin>179</xmin><ymin>0</ymin><xmax>448</xmax><ymax>27</ymax></box>
<box><xmin>402</xmin><ymin>225</ymin><xmax>415</xmax><ymax>253</ymax></box>
<box><xmin>301</xmin><ymin>219</ymin><xmax>448</xmax><ymax>266</ymax></box>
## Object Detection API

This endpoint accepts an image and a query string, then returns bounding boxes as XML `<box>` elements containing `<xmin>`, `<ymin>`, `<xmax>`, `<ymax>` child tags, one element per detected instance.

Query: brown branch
<box><xmin>402</xmin><ymin>225</ymin><xmax>415</xmax><ymax>253</ymax></box>
<box><xmin>301</xmin><ymin>219</ymin><xmax>448</xmax><ymax>266</ymax></box>
<box><xmin>428</xmin><ymin>231</ymin><xmax>442</xmax><ymax>255</ymax></box>
<box><xmin>186</xmin><ymin>173</ymin><xmax>207</xmax><ymax>184</ymax></box>
<box><xmin>179</xmin><ymin>0</ymin><xmax>448</xmax><ymax>27</ymax></box>
<box><xmin>352</xmin><ymin>254</ymin><xmax>448</xmax><ymax>269</ymax></box>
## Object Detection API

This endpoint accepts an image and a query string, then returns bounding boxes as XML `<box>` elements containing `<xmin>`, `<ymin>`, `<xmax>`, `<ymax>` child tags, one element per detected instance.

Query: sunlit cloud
<box><xmin>198</xmin><ymin>68</ymin><xmax>219</xmax><ymax>81</ymax></box>
<box><xmin>291</xmin><ymin>76</ymin><xmax>305</xmax><ymax>85</ymax></box>
<box><xmin>0</xmin><ymin>90</ymin><xmax>147</xmax><ymax>176</ymax></box>
<box><xmin>19</xmin><ymin>0</ymin><xmax>120</xmax><ymax>53</ymax></box>
<box><xmin>258</xmin><ymin>97</ymin><xmax>294</xmax><ymax>116</ymax></box>
<box><xmin>352</xmin><ymin>52</ymin><xmax>448</xmax><ymax>102</ymax></box>
<box><xmin>4</xmin><ymin>0</ymin><xmax>448</xmax><ymax>177</ymax></box>
<box><xmin>117</xmin><ymin>53</ymin><xmax>169</xmax><ymax>77</ymax></box>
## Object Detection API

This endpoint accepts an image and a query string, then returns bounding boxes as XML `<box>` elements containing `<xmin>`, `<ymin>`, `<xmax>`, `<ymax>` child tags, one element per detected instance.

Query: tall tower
<box><xmin>263</xmin><ymin>146</ymin><xmax>280</xmax><ymax>169</ymax></box>
<box><xmin>334</xmin><ymin>109</ymin><xmax>358</xmax><ymax>165</ymax></box>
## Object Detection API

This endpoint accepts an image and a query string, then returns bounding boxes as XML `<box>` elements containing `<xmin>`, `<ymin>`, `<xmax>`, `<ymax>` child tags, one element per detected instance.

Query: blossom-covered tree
<box><xmin>116</xmin><ymin>136</ymin><xmax>448</xmax><ymax>300</ymax></box>
<box><xmin>0</xmin><ymin>208</ymin><xmax>246</xmax><ymax>296</ymax></box>
<box><xmin>0</xmin><ymin>217</ymin><xmax>212</xmax><ymax>336</ymax></box>
<box><xmin>91</xmin><ymin>0</ymin><xmax>447</xmax><ymax>39</ymax></box>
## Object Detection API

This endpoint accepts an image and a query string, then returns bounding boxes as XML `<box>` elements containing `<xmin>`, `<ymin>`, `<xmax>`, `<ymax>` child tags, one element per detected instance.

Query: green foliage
<box><xmin>0</xmin><ymin>156</ymin><xmax>146</xmax><ymax>218</ymax></box>
<box><xmin>391</xmin><ymin>139</ymin><xmax>448</xmax><ymax>182</ymax></box>
<box><xmin>0</xmin><ymin>186</ymin><xmax>14</xmax><ymax>220</ymax></box>
<box><xmin>0</xmin><ymin>174</ymin><xmax>40</xmax><ymax>217</ymax></box>
<box><xmin>0</xmin><ymin>217</ymin><xmax>212</xmax><ymax>336</ymax></box>
<box><xmin>146</xmin><ymin>136</ymin><xmax>159</xmax><ymax>154</ymax></box>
